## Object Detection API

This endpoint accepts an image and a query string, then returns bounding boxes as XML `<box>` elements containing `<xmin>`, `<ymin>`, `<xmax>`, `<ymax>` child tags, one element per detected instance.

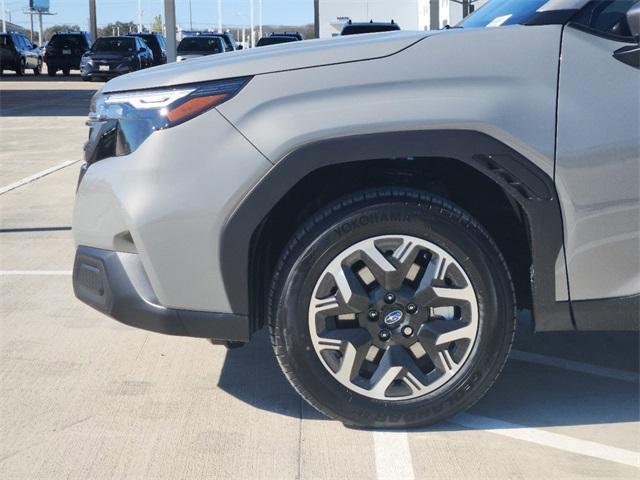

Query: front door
<box><xmin>555</xmin><ymin>1</ymin><xmax>639</xmax><ymax>327</ymax></box>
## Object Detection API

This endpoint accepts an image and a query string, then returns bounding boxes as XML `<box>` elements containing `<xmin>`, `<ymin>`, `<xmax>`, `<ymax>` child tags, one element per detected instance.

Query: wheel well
<box><xmin>249</xmin><ymin>158</ymin><xmax>533</xmax><ymax>330</ymax></box>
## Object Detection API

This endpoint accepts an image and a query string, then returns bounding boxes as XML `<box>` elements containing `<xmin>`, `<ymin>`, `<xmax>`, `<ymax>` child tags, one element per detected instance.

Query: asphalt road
<box><xmin>0</xmin><ymin>79</ymin><xmax>639</xmax><ymax>480</ymax></box>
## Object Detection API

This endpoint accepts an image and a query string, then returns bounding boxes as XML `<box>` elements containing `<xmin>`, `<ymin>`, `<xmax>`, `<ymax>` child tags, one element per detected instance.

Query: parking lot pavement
<box><xmin>1</xmin><ymin>78</ymin><xmax>97</xmax><ymax>191</ymax></box>
<box><xmin>1</xmin><ymin>82</ymin><xmax>639</xmax><ymax>480</ymax></box>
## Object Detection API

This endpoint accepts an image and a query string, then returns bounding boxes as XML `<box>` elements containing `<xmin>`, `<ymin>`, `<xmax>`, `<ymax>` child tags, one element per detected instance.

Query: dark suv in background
<box><xmin>129</xmin><ymin>32</ymin><xmax>167</xmax><ymax>66</ymax></box>
<box><xmin>201</xmin><ymin>31</ymin><xmax>242</xmax><ymax>50</ymax></box>
<box><xmin>80</xmin><ymin>36</ymin><xmax>154</xmax><ymax>81</ymax></box>
<box><xmin>0</xmin><ymin>32</ymin><xmax>43</xmax><ymax>75</ymax></box>
<box><xmin>45</xmin><ymin>31</ymin><xmax>92</xmax><ymax>76</ymax></box>
<box><xmin>340</xmin><ymin>20</ymin><xmax>401</xmax><ymax>35</ymax></box>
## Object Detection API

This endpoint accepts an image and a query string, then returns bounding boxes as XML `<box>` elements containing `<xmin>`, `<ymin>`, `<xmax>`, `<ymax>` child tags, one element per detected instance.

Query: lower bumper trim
<box><xmin>73</xmin><ymin>246</ymin><xmax>250</xmax><ymax>341</ymax></box>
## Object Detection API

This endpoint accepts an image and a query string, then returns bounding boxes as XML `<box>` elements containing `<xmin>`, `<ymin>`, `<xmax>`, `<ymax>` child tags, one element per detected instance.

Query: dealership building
<box><xmin>317</xmin><ymin>0</ymin><xmax>486</xmax><ymax>37</ymax></box>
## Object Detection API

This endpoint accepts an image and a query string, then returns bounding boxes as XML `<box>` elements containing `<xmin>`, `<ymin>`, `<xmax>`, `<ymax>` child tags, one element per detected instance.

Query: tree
<box><xmin>151</xmin><ymin>15</ymin><xmax>163</xmax><ymax>33</ymax></box>
<box><xmin>45</xmin><ymin>24</ymin><xmax>80</xmax><ymax>41</ymax></box>
<box><xmin>98</xmin><ymin>21</ymin><xmax>138</xmax><ymax>37</ymax></box>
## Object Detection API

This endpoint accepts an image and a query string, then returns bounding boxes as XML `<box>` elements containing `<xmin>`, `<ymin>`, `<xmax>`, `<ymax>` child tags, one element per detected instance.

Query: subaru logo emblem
<box><xmin>384</xmin><ymin>310</ymin><xmax>404</xmax><ymax>326</ymax></box>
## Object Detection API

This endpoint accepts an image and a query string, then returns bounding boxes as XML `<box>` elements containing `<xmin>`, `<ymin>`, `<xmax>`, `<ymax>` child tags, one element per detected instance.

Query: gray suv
<box><xmin>73</xmin><ymin>0</ymin><xmax>640</xmax><ymax>428</ymax></box>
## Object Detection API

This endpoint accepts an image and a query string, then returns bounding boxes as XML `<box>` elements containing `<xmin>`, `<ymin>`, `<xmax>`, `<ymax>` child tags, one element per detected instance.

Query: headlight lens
<box><xmin>84</xmin><ymin>77</ymin><xmax>251</xmax><ymax>164</ymax></box>
<box><xmin>91</xmin><ymin>77</ymin><xmax>251</xmax><ymax>128</ymax></box>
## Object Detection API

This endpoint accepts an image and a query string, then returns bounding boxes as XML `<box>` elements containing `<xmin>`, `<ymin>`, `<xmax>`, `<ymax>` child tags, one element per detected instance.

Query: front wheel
<box><xmin>33</xmin><ymin>60</ymin><xmax>42</xmax><ymax>75</ymax></box>
<box><xmin>269</xmin><ymin>189</ymin><xmax>516</xmax><ymax>428</ymax></box>
<box><xmin>47</xmin><ymin>64</ymin><xmax>56</xmax><ymax>77</ymax></box>
<box><xmin>16</xmin><ymin>60</ymin><xmax>25</xmax><ymax>76</ymax></box>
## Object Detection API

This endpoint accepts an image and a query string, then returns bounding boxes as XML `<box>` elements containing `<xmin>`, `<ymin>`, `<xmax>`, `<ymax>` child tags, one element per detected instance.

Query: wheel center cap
<box><xmin>383</xmin><ymin>309</ymin><xmax>404</xmax><ymax>328</ymax></box>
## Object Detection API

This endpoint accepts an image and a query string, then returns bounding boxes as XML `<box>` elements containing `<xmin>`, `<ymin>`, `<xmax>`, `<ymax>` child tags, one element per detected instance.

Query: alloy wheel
<box><xmin>308</xmin><ymin>235</ymin><xmax>479</xmax><ymax>401</ymax></box>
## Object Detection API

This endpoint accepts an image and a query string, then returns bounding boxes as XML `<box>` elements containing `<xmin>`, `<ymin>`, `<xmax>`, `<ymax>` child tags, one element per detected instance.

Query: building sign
<box><xmin>29</xmin><ymin>0</ymin><xmax>50</xmax><ymax>13</ymax></box>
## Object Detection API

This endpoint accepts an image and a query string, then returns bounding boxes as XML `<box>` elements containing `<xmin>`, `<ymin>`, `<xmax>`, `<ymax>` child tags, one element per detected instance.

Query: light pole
<box><xmin>314</xmin><ymin>0</ymin><xmax>319</xmax><ymax>38</ymax></box>
<box><xmin>164</xmin><ymin>0</ymin><xmax>177</xmax><ymax>62</ymax></box>
<box><xmin>38</xmin><ymin>10</ymin><xmax>43</xmax><ymax>46</ymax></box>
<box><xmin>189</xmin><ymin>0</ymin><xmax>193</xmax><ymax>30</ymax></box>
<box><xmin>138</xmin><ymin>0</ymin><xmax>143</xmax><ymax>32</ymax></box>
<box><xmin>1</xmin><ymin>0</ymin><xmax>6</xmax><ymax>33</ymax></box>
<box><xmin>217</xmin><ymin>0</ymin><xmax>223</xmax><ymax>33</ymax></box>
<box><xmin>89</xmin><ymin>0</ymin><xmax>97</xmax><ymax>42</ymax></box>
<box><xmin>258</xmin><ymin>0</ymin><xmax>262</xmax><ymax>39</ymax></box>
<box><xmin>249</xmin><ymin>0</ymin><xmax>254</xmax><ymax>47</ymax></box>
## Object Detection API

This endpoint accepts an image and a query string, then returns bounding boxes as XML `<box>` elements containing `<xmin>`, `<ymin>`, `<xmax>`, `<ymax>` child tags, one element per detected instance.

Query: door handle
<box><xmin>613</xmin><ymin>44</ymin><xmax>640</xmax><ymax>68</ymax></box>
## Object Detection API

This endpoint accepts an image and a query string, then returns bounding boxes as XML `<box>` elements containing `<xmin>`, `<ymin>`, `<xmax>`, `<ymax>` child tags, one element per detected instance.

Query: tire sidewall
<box><xmin>274</xmin><ymin>197</ymin><xmax>514</xmax><ymax>428</ymax></box>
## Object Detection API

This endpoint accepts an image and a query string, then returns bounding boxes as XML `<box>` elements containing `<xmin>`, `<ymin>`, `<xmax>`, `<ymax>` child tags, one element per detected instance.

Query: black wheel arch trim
<box><xmin>221</xmin><ymin>129</ymin><xmax>575</xmax><ymax>333</ymax></box>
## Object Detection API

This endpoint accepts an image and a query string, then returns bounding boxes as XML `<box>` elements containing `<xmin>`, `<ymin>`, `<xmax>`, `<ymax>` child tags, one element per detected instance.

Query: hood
<box><xmin>103</xmin><ymin>31</ymin><xmax>429</xmax><ymax>93</ymax></box>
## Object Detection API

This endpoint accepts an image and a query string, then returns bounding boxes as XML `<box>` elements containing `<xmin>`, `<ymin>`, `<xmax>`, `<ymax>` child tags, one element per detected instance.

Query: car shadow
<box><xmin>0</xmin><ymin>89</ymin><xmax>96</xmax><ymax>116</ymax></box>
<box><xmin>217</xmin><ymin>314</ymin><xmax>639</xmax><ymax>428</ymax></box>
<box><xmin>0</xmin><ymin>71</ymin><xmax>83</xmax><ymax>81</ymax></box>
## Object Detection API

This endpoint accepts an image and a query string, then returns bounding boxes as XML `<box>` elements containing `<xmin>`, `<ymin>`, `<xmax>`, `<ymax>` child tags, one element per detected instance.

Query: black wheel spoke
<box><xmin>418</xmin><ymin>320</ymin><xmax>474</xmax><ymax>374</ymax></box>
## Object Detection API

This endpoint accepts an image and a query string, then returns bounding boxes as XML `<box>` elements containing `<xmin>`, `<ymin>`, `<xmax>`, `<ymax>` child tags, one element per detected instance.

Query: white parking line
<box><xmin>374</xmin><ymin>431</ymin><xmax>415</xmax><ymax>480</ymax></box>
<box><xmin>0</xmin><ymin>160</ymin><xmax>79</xmax><ymax>195</ymax></box>
<box><xmin>511</xmin><ymin>349</ymin><xmax>638</xmax><ymax>383</ymax></box>
<box><xmin>451</xmin><ymin>413</ymin><xmax>640</xmax><ymax>468</ymax></box>
<box><xmin>0</xmin><ymin>271</ymin><xmax>72</xmax><ymax>276</ymax></box>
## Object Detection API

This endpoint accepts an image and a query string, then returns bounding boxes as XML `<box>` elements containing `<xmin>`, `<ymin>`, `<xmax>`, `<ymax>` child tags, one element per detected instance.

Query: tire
<box><xmin>33</xmin><ymin>60</ymin><xmax>42</xmax><ymax>75</ymax></box>
<box><xmin>62</xmin><ymin>68</ymin><xmax>70</xmax><ymax>76</ymax></box>
<box><xmin>16</xmin><ymin>59</ymin><xmax>25</xmax><ymax>76</ymax></box>
<box><xmin>47</xmin><ymin>65</ymin><xmax>56</xmax><ymax>77</ymax></box>
<box><xmin>268</xmin><ymin>188</ymin><xmax>516</xmax><ymax>428</ymax></box>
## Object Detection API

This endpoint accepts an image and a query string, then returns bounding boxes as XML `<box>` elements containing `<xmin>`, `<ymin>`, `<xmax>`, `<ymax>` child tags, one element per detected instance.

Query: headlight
<box><xmin>91</xmin><ymin>77</ymin><xmax>251</xmax><ymax>128</ymax></box>
<box><xmin>81</xmin><ymin>56</ymin><xmax>93</xmax><ymax>65</ymax></box>
<box><xmin>84</xmin><ymin>78</ymin><xmax>252</xmax><ymax>163</ymax></box>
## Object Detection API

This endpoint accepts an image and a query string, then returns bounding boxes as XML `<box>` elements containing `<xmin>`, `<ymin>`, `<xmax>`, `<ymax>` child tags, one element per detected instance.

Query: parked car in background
<box><xmin>80</xmin><ymin>36</ymin><xmax>153</xmax><ymax>81</ymax></box>
<box><xmin>177</xmin><ymin>36</ymin><xmax>228</xmax><ymax>61</ymax></box>
<box><xmin>256</xmin><ymin>34</ymin><xmax>301</xmax><ymax>47</ymax></box>
<box><xmin>200</xmin><ymin>31</ymin><xmax>243</xmax><ymax>51</ymax></box>
<box><xmin>269</xmin><ymin>31</ymin><xmax>304</xmax><ymax>41</ymax></box>
<box><xmin>340</xmin><ymin>20</ymin><xmax>401</xmax><ymax>35</ymax></box>
<box><xmin>129</xmin><ymin>32</ymin><xmax>167</xmax><ymax>66</ymax></box>
<box><xmin>45</xmin><ymin>31</ymin><xmax>92</xmax><ymax>76</ymax></box>
<box><xmin>0</xmin><ymin>32</ymin><xmax>42</xmax><ymax>75</ymax></box>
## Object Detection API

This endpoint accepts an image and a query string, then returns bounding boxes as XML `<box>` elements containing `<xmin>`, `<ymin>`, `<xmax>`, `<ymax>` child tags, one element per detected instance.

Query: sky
<box><xmin>3</xmin><ymin>0</ymin><xmax>315</xmax><ymax>30</ymax></box>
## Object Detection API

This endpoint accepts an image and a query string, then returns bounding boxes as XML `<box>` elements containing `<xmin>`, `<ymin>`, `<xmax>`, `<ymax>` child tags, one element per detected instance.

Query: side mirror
<box><xmin>237</xmin><ymin>45</ymin><xmax>243</xmax><ymax>50</ymax></box>
<box><xmin>139</xmin><ymin>48</ymin><xmax>146</xmax><ymax>53</ymax></box>
<box><xmin>628</xmin><ymin>2</ymin><xmax>640</xmax><ymax>38</ymax></box>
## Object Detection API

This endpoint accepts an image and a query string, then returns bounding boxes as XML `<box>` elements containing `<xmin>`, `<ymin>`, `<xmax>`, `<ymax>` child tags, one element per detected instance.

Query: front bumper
<box><xmin>81</xmin><ymin>63</ymin><xmax>133</xmax><ymax>78</ymax></box>
<box><xmin>73</xmin><ymin>107</ymin><xmax>271</xmax><ymax>318</ymax></box>
<box><xmin>45</xmin><ymin>56</ymin><xmax>81</xmax><ymax>70</ymax></box>
<box><xmin>73</xmin><ymin>246</ymin><xmax>250</xmax><ymax>340</ymax></box>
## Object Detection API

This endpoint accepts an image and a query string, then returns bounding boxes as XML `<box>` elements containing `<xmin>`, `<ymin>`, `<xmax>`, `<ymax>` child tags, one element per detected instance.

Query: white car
<box><xmin>73</xmin><ymin>0</ymin><xmax>640</xmax><ymax>428</ymax></box>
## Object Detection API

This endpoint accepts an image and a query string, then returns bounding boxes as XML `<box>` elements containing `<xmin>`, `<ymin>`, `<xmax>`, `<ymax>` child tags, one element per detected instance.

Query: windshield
<box><xmin>92</xmin><ymin>38</ymin><xmax>135</xmax><ymax>53</ymax></box>
<box><xmin>459</xmin><ymin>0</ymin><xmax>549</xmax><ymax>28</ymax></box>
<box><xmin>178</xmin><ymin>37</ymin><xmax>223</xmax><ymax>53</ymax></box>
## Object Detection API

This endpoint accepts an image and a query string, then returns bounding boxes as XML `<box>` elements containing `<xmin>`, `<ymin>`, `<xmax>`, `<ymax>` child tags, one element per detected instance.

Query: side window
<box><xmin>572</xmin><ymin>0</ymin><xmax>636</xmax><ymax>38</ymax></box>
